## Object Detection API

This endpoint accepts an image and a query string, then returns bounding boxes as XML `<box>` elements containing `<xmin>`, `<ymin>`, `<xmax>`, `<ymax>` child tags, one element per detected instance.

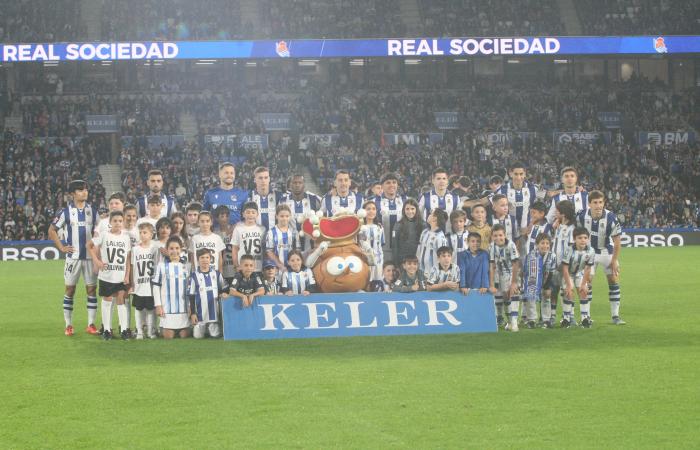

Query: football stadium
<box><xmin>1</xmin><ymin>0</ymin><xmax>699</xmax><ymax>448</ymax></box>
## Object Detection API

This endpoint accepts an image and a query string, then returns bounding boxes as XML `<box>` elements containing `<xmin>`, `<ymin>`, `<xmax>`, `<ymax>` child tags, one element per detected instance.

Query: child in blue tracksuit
<box><xmin>458</xmin><ymin>232</ymin><xmax>490</xmax><ymax>295</ymax></box>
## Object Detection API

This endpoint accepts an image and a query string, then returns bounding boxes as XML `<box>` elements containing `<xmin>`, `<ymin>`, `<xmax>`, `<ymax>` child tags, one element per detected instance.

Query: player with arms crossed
<box><xmin>49</xmin><ymin>180</ymin><xmax>99</xmax><ymax>336</ymax></box>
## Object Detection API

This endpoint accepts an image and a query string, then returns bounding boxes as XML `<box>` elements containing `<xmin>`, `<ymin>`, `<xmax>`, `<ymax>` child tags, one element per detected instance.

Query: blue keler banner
<box><xmin>222</xmin><ymin>291</ymin><xmax>497</xmax><ymax>340</ymax></box>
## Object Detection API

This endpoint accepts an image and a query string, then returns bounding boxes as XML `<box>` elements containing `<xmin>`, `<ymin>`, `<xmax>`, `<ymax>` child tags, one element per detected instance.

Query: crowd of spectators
<box><xmin>0</xmin><ymin>0</ymin><xmax>83</xmax><ymax>43</ymax></box>
<box><xmin>258</xmin><ymin>0</ymin><xmax>404</xmax><ymax>39</ymax></box>
<box><xmin>118</xmin><ymin>138</ymin><xmax>294</xmax><ymax>212</ymax></box>
<box><xmin>577</xmin><ymin>0</ymin><xmax>700</xmax><ymax>36</ymax></box>
<box><xmin>419</xmin><ymin>0</ymin><xmax>564</xmax><ymax>37</ymax></box>
<box><xmin>101</xmin><ymin>0</ymin><xmax>247</xmax><ymax>41</ymax></box>
<box><xmin>20</xmin><ymin>95</ymin><xmax>182</xmax><ymax>137</ymax></box>
<box><xmin>2</xmin><ymin>71</ymin><xmax>699</xmax><ymax>241</ymax></box>
<box><xmin>0</xmin><ymin>133</ymin><xmax>109</xmax><ymax>241</ymax></box>
<box><xmin>1</xmin><ymin>0</ymin><xmax>697</xmax><ymax>43</ymax></box>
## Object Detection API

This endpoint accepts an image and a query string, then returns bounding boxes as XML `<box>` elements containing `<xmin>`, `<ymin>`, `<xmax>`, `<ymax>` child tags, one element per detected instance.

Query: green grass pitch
<box><xmin>1</xmin><ymin>247</ymin><xmax>698</xmax><ymax>449</ymax></box>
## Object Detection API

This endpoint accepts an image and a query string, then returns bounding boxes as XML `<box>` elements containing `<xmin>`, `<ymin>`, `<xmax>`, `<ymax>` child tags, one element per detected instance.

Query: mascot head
<box><xmin>302</xmin><ymin>209</ymin><xmax>370</xmax><ymax>293</ymax></box>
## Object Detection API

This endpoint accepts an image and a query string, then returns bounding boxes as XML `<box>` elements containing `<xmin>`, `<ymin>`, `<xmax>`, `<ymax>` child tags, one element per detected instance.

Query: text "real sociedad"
<box><xmin>387</xmin><ymin>38</ymin><xmax>561</xmax><ymax>56</ymax></box>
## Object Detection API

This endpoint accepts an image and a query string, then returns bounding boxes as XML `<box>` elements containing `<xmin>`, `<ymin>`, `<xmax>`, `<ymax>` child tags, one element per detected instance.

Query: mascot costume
<box><xmin>301</xmin><ymin>209</ymin><xmax>376</xmax><ymax>293</ymax></box>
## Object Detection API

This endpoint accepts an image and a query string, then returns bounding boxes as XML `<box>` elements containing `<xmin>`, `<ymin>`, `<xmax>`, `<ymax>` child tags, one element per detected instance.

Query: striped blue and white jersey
<box><xmin>553</xmin><ymin>223</ymin><xmax>575</xmax><ymax>266</ymax></box>
<box><xmin>283</xmin><ymin>192</ymin><xmax>322</xmax><ymax>251</ymax></box>
<box><xmin>321</xmin><ymin>192</ymin><xmax>364</xmax><ymax>216</ymax></box>
<box><xmin>249</xmin><ymin>190</ymin><xmax>285</xmax><ymax>231</ymax></box>
<box><xmin>373</xmin><ymin>194</ymin><xmax>406</xmax><ymax>249</ymax></box>
<box><xmin>577</xmin><ymin>208</ymin><xmax>622</xmax><ymax>255</ymax></box>
<box><xmin>417</xmin><ymin>228</ymin><xmax>449</xmax><ymax>274</ymax></box>
<box><xmin>427</xmin><ymin>264</ymin><xmax>461</xmax><ymax>285</ymax></box>
<box><xmin>488</xmin><ymin>213</ymin><xmax>519</xmax><ymax>242</ymax></box>
<box><xmin>525</xmin><ymin>221</ymin><xmax>553</xmax><ymax>253</ymax></box>
<box><xmin>137</xmin><ymin>192</ymin><xmax>176</xmax><ymax>218</ymax></box>
<box><xmin>359</xmin><ymin>224</ymin><xmax>385</xmax><ymax>266</ymax></box>
<box><xmin>265</xmin><ymin>225</ymin><xmax>300</xmax><ymax>267</ymax></box>
<box><xmin>497</xmin><ymin>181</ymin><xmax>544</xmax><ymax>230</ymax></box>
<box><xmin>489</xmin><ymin>240</ymin><xmax>520</xmax><ymax>276</ymax></box>
<box><xmin>418</xmin><ymin>190</ymin><xmax>460</xmax><ymax>232</ymax></box>
<box><xmin>281</xmin><ymin>268</ymin><xmax>316</xmax><ymax>294</ymax></box>
<box><xmin>546</xmin><ymin>190</ymin><xmax>588</xmax><ymax>224</ymax></box>
<box><xmin>188</xmin><ymin>268</ymin><xmax>227</xmax><ymax>323</ymax></box>
<box><xmin>264</xmin><ymin>278</ymin><xmax>281</xmax><ymax>295</ymax></box>
<box><xmin>52</xmin><ymin>202</ymin><xmax>97</xmax><ymax>260</ymax></box>
<box><xmin>562</xmin><ymin>245</ymin><xmax>596</xmax><ymax>275</ymax></box>
<box><xmin>448</xmin><ymin>230</ymin><xmax>469</xmax><ymax>255</ymax></box>
<box><xmin>152</xmin><ymin>259</ymin><xmax>189</xmax><ymax>314</ymax></box>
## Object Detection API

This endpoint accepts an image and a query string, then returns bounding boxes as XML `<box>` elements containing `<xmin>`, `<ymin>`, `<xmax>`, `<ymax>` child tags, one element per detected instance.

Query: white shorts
<box><xmin>63</xmin><ymin>258</ymin><xmax>97</xmax><ymax>286</ymax></box>
<box><xmin>495</xmin><ymin>274</ymin><xmax>513</xmax><ymax>297</ymax></box>
<box><xmin>160</xmin><ymin>313</ymin><xmax>190</xmax><ymax>330</ymax></box>
<box><xmin>193</xmin><ymin>322</ymin><xmax>221</xmax><ymax>339</ymax></box>
<box><xmin>591</xmin><ymin>253</ymin><xmax>619</xmax><ymax>276</ymax></box>
<box><xmin>563</xmin><ymin>273</ymin><xmax>589</xmax><ymax>300</ymax></box>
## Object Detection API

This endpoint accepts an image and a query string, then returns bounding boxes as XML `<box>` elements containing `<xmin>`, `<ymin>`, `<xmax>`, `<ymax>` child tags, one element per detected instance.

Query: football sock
<box><xmin>526</xmin><ymin>300</ymin><xmax>537</xmax><ymax>322</ymax></box>
<box><xmin>117</xmin><ymin>304</ymin><xmax>128</xmax><ymax>332</ymax></box>
<box><xmin>495</xmin><ymin>295</ymin><xmax>504</xmax><ymax>319</ymax></box>
<box><xmin>580</xmin><ymin>300</ymin><xmax>591</xmax><ymax>319</ymax></box>
<box><xmin>562</xmin><ymin>299</ymin><xmax>574</xmax><ymax>320</ymax></box>
<box><xmin>63</xmin><ymin>296</ymin><xmax>74</xmax><ymax>327</ymax></box>
<box><xmin>508</xmin><ymin>298</ymin><xmax>519</xmax><ymax>327</ymax></box>
<box><xmin>609</xmin><ymin>283</ymin><xmax>621</xmax><ymax>317</ymax></box>
<box><xmin>101</xmin><ymin>299</ymin><xmax>113</xmax><ymax>331</ymax></box>
<box><xmin>135</xmin><ymin>309</ymin><xmax>144</xmax><ymax>335</ymax></box>
<box><xmin>124</xmin><ymin>297</ymin><xmax>132</xmax><ymax>331</ymax></box>
<box><xmin>146</xmin><ymin>310</ymin><xmax>155</xmax><ymax>335</ymax></box>
<box><xmin>541</xmin><ymin>297</ymin><xmax>551</xmax><ymax>322</ymax></box>
<box><xmin>87</xmin><ymin>296</ymin><xmax>98</xmax><ymax>325</ymax></box>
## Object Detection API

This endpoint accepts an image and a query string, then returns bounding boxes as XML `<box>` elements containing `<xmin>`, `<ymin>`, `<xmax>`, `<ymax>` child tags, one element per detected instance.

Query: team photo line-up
<box><xmin>50</xmin><ymin>160</ymin><xmax>624</xmax><ymax>340</ymax></box>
